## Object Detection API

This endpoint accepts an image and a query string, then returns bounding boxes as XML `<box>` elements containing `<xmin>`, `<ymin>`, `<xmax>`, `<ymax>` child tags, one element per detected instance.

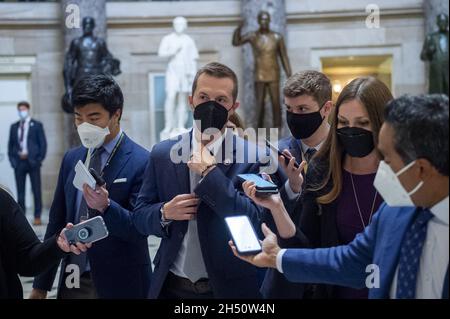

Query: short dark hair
<box><xmin>71</xmin><ymin>74</ymin><xmax>124</xmax><ymax>120</ymax></box>
<box><xmin>192</xmin><ymin>62</ymin><xmax>239</xmax><ymax>102</ymax></box>
<box><xmin>17</xmin><ymin>101</ymin><xmax>30</xmax><ymax>109</ymax></box>
<box><xmin>385</xmin><ymin>94</ymin><xmax>449</xmax><ymax>176</ymax></box>
<box><xmin>283</xmin><ymin>70</ymin><xmax>332</xmax><ymax>107</ymax></box>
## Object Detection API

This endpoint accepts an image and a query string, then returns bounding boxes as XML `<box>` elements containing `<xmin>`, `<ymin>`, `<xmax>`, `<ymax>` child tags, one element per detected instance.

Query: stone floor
<box><xmin>20</xmin><ymin>210</ymin><xmax>161</xmax><ymax>299</ymax></box>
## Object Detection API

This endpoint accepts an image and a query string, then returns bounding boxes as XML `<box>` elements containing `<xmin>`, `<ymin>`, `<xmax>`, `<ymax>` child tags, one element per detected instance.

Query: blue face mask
<box><xmin>18</xmin><ymin>110</ymin><xmax>29</xmax><ymax>120</ymax></box>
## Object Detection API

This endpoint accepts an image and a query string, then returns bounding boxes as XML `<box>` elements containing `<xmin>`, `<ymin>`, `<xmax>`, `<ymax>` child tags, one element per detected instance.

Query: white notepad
<box><xmin>73</xmin><ymin>160</ymin><xmax>96</xmax><ymax>191</ymax></box>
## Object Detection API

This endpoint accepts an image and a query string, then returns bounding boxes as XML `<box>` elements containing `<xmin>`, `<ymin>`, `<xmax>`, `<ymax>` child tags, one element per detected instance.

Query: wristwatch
<box><xmin>160</xmin><ymin>203</ymin><xmax>173</xmax><ymax>227</ymax></box>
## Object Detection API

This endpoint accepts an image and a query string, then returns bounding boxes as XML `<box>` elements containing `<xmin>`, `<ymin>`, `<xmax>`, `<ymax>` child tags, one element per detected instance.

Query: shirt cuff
<box><xmin>284</xmin><ymin>180</ymin><xmax>301</xmax><ymax>200</ymax></box>
<box><xmin>276</xmin><ymin>249</ymin><xmax>287</xmax><ymax>273</ymax></box>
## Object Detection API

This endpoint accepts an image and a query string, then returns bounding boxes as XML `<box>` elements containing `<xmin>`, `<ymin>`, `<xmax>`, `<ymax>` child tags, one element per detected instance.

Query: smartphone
<box><xmin>238</xmin><ymin>174</ymin><xmax>279</xmax><ymax>197</ymax></box>
<box><xmin>64</xmin><ymin>216</ymin><xmax>109</xmax><ymax>245</ymax></box>
<box><xmin>265</xmin><ymin>139</ymin><xmax>300</xmax><ymax>169</ymax></box>
<box><xmin>89</xmin><ymin>168</ymin><xmax>106</xmax><ymax>186</ymax></box>
<box><xmin>225</xmin><ymin>215</ymin><xmax>262</xmax><ymax>255</ymax></box>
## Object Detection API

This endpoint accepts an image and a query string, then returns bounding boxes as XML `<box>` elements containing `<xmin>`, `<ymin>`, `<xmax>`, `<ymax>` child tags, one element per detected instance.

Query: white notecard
<box><xmin>73</xmin><ymin>160</ymin><xmax>96</xmax><ymax>191</ymax></box>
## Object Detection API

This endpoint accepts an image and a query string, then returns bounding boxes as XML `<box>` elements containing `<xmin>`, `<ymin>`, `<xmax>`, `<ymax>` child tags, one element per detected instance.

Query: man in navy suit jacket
<box><xmin>232</xmin><ymin>94</ymin><xmax>449</xmax><ymax>299</ymax></box>
<box><xmin>105</xmin><ymin>62</ymin><xmax>274</xmax><ymax>299</ymax></box>
<box><xmin>31</xmin><ymin>75</ymin><xmax>151</xmax><ymax>299</ymax></box>
<box><xmin>8</xmin><ymin>101</ymin><xmax>47</xmax><ymax>225</ymax></box>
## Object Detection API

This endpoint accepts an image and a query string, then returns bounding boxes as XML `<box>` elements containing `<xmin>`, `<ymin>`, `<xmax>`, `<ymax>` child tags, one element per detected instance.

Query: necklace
<box><xmin>349</xmin><ymin>172</ymin><xmax>378</xmax><ymax>229</ymax></box>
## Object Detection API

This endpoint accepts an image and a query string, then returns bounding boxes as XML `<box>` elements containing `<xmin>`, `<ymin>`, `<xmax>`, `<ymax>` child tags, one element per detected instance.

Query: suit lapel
<box><xmin>173</xmin><ymin>132</ymin><xmax>191</xmax><ymax>195</ymax></box>
<box><xmin>102</xmin><ymin>134</ymin><xmax>132</xmax><ymax>187</ymax></box>
<box><xmin>289</xmin><ymin>137</ymin><xmax>304</xmax><ymax>162</ymax></box>
<box><xmin>215</xmin><ymin>129</ymin><xmax>236</xmax><ymax>177</ymax></box>
<box><xmin>442</xmin><ymin>265</ymin><xmax>449</xmax><ymax>299</ymax></box>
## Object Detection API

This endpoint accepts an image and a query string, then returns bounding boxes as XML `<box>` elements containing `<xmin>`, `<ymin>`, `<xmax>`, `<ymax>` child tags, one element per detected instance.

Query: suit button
<box><xmin>178</xmin><ymin>232</ymin><xmax>184</xmax><ymax>238</ymax></box>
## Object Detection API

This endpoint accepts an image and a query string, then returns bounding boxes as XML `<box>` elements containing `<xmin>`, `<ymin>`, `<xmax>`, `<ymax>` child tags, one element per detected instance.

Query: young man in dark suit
<box><xmin>261</xmin><ymin>71</ymin><xmax>333</xmax><ymax>298</ymax></box>
<box><xmin>8</xmin><ymin>101</ymin><xmax>47</xmax><ymax>225</ymax></box>
<box><xmin>30</xmin><ymin>75</ymin><xmax>151</xmax><ymax>299</ymax></box>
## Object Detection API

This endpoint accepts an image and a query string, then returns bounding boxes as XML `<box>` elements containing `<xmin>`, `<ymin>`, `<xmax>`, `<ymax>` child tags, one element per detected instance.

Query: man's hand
<box><xmin>163</xmin><ymin>194</ymin><xmax>199</xmax><ymax>221</ymax></box>
<box><xmin>242</xmin><ymin>174</ymin><xmax>282</xmax><ymax>211</ymax></box>
<box><xmin>279</xmin><ymin>149</ymin><xmax>307</xmax><ymax>194</ymax></box>
<box><xmin>57</xmin><ymin>223</ymin><xmax>92</xmax><ymax>255</ymax></box>
<box><xmin>83</xmin><ymin>184</ymin><xmax>109</xmax><ymax>213</ymax></box>
<box><xmin>229</xmin><ymin>223</ymin><xmax>280</xmax><ymax>269</ymax></box>
<box><xmin>29</xmin><ymin>288</ymin><xmax>47</xmax><ymax>299</ymax></box>
<box><xmin>188</xmin><ymin>149</ymin><xmax>216</xmax><ymax>177</ymax></box>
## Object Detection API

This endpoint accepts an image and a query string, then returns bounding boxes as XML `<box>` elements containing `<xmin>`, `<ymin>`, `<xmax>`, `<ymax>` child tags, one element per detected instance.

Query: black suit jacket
<box><xmin>0</xmin><ymin>187</ymin><xmax>65</xmax><ymax>299</ymax></box>
<box><xmin>8</xmin><ymin>119</ymin><xmax>47</xmax><ymax>169</ymax></box>
<box><xmin>260</xmin><ymin>136</ymin><xmax>310</xmax><ymax>299</ymax></box>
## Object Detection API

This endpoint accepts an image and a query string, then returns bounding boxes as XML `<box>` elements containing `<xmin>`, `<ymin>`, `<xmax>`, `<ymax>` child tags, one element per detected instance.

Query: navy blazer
<box><xmin>281</xmin><ymin>203</ymin><xmax>449</xmax><ymax>299</ymax></box>
<box><xmin>120</xmin><ymin>130</ymin><xmax>266</xmax><ymax>298</ymax></box>
<box><xmin>8</xmin><ymin>119</ymin><xmax>47</xmax><ymax>169</ymax></box>
<box><xmin>33</xmin><ymin>133</ymin><xmax>151</xmax><ymax>299</ymax></box>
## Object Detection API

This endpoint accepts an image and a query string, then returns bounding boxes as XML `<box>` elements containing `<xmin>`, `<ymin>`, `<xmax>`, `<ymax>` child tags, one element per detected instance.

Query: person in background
<box><xmin>0</xmin><ymin>185</ymin><xmax>91</xmax><ymax>299</ymax></box>
<box><xmin>232</xmin><ymin>94</ymin><xmax>449</xmax><ymax>300</ymax></box>
<box><xmin>8</xmin><ymin>101</ymin><xmax>47</xmax><ymax>226</ymax></box>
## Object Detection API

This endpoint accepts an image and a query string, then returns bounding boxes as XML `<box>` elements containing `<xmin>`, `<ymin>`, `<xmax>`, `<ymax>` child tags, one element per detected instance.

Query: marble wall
<box><xmin>0</xmin><ymin>0</ymin><xmax>428</xmax><ymax>207</ymax></box>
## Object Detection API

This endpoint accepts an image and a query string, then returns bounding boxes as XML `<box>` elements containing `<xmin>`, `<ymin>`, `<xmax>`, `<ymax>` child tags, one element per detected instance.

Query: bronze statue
<box><xmin>62</xmin><ymin>17</ymin><xmax>121</xmax><ymax>113</ymax></box>
<box><xmin>421</xmin><ymin>13</ymin><xmax>449</xmax><ymax>96</ymax></box>
<box><xmin>233</xmin><ymin>11</ymin><xmax>292</xmax><ymax>128</ymax></box>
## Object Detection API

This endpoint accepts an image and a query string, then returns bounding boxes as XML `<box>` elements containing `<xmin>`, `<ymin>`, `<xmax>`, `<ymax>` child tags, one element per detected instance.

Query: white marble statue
<box><xmin>158</xmin><ymin>16</ymin><xmax>199</xmax><ymax>140</ymax></box>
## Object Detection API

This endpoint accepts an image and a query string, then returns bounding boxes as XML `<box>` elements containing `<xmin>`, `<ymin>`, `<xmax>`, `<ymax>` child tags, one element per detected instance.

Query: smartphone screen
<box><xmin>225</xmin><ymin>215</ymin><xmax>262</xmax><ymax>255</ymax></box>
<box><xmin>237</xmin><ymin>174</ymin><xmax>277</xmax><ymax>190</ymax></box>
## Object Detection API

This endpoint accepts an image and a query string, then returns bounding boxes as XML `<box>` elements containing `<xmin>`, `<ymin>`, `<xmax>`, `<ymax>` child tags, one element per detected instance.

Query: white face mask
<box><xmin>18</xmin><ymin>110</ymin><xmax>29</xmax><ymax>120</ymax></box>
<box><xmin>373</xmin><ymin>160</ymin><xmax>424</xmax><ymax>207</ymax></box>
<box><xmin>77</xmin><ymin>122</ymin><xmax>110</xmax><ymax>149</ymax></box>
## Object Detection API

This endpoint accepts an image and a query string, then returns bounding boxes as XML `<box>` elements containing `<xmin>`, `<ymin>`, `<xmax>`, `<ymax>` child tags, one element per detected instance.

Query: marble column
<box><xmin>240</xmin><ymin>0</ymin><xmax>288</xmax><ymax>135</ymax></box>
<box><xmin>60</xmin><ymin>0</ymin><xmax>107</xmax><ymax>149</ymax></box>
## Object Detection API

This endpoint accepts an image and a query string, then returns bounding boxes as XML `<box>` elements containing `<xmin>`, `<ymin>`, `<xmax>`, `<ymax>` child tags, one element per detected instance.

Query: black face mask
<box><xmin>337</xmin><ymin>127</ymin><xmax>375</xmax><ymax>158</ymax></box>
<box><xmin>286</xmin><ymin>110</ymin><xmax>324</xmax><ymax>140</ymax></box>
<box><xmin>193</xmin><ymin>100</ymin><xmax>229</xmax><ymax>133</ymax></box>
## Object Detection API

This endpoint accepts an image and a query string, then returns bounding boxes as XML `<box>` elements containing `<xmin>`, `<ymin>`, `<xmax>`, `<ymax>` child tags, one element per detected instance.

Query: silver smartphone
<box><xmin>64</xmin><ymin>216</ymin><xmax>109</xmax><ymax>245</ymax></box>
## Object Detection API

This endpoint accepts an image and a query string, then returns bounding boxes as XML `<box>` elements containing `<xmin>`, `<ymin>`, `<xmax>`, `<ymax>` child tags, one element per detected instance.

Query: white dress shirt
<box><xmin>169</xmin><ymin>129</ymin><xmax>226</xmax><ymax>281</ymax></box>
<box><xmin>390</xmin><ymin>196</ymin><xmax>449</xmax><ymax>299</ymax></box>
<box><xmin>17</xmin><ymin>116</ymin><xmax>31</xmax><ymax>155</ymax></box>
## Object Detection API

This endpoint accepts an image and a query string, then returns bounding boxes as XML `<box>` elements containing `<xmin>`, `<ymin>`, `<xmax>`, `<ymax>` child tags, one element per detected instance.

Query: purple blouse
<box><xmin>335</xmin><ymin>169</ymin><xmax>384</xmax><ymax>299</ymax></box>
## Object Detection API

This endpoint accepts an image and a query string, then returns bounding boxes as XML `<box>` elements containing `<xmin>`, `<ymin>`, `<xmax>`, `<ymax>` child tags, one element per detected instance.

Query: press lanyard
<box><xmin>84</xmin><ymin>132</ymin><xmax>125</xmax><ymax>176</ymax></box>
